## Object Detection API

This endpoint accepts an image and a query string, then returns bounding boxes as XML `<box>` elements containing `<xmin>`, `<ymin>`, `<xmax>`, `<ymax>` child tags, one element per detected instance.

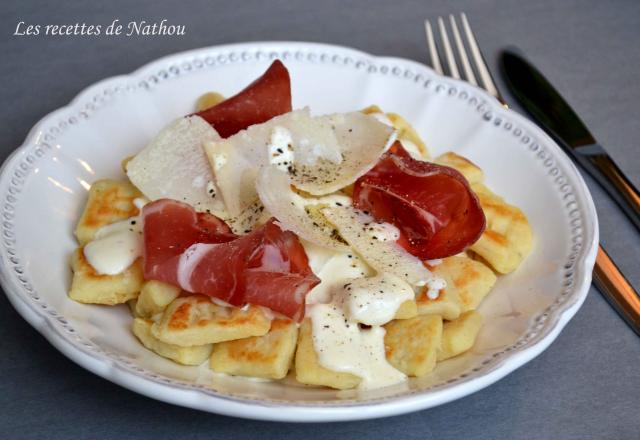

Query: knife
<box><xmin>500</xmin><ymin>49</ymin><xmax>640</xmax><ymax>336</ymax></box>
<box><xmin>500</xmin><ymin>49</ymin><xmax>640</xmax><ymax>230</ymax></box>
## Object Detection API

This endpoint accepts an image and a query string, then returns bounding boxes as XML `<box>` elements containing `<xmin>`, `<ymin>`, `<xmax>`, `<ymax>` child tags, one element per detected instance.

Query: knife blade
<box><xmin>499</xmin><ymin>48</ymin><xmax>640</xmax><ymax>336</ymax></box>
<box><xmin>500</xmin><ymin>49</ymin><xmax>640</xmax><ymax>231</ymax></box>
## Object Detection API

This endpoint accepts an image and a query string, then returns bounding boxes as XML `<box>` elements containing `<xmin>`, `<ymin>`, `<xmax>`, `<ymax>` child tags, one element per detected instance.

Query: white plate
<box><xmin>0</xmin><ymin>42</ymin><xmax>598</xmax><ymax>422</ymax></box>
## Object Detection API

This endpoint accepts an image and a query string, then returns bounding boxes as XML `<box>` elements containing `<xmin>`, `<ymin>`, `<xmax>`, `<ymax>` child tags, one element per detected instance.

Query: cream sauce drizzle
<box><xmin>308</xmin><ymin>302</ymin><xmax>406</xmax><ymax>390</ymax></box>
<box><xmin>303</xmin><ymin>241</ymin><xmax>411</xmax><ymax>389</ymax></box>
<box><xmin>341</xmin><ymin>273</ymin><xmax>413</xmax><ymax>326</ymax></box>
<box><xmin>83</xmin><ymin>197</ymin><xmax>149</xmax><ymax>275</ymax></box>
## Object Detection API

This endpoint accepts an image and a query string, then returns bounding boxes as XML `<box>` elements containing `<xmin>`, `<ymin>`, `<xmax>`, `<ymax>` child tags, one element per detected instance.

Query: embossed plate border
<box><xmin>0</xmin><ymin>42</ymin><xmax>598</xmax><ymax>422</ymax></box>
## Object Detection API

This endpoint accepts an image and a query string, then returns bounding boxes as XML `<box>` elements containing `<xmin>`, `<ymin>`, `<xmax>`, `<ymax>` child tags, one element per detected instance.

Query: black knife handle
<box><xmin>572</xmin><ymin>143</ymin><xmax>640</xmax><ymax>231</ymax></box>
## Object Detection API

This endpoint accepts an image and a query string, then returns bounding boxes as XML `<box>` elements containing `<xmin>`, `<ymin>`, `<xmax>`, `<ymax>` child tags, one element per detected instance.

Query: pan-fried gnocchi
<box><xmin>435</xmin><ymin>152</ymin><xmax>484</xmax><ymax>185</ymax></box>
<box><xmin>133</xmin><ymin>318</ymin><xmax>213</xmax><ymax>365</ymax></box>
<box><xmin>69</xmin><ymin>248</ymin><xmax>144</xmax><ymax>305</ymax></box>
<box><xmin>67</xmin><ymin>93</ymin><xmax>533</xmax><ymax>392</ymax></box>
<box><xmin>151</xmin><ymin>295</ymin><xmax>272</xmax><ymax>346</ymax></box>
<box><xmin>437</xmin><ymin>311</ymin><xmax>484</xmax><ymax>361</ymax></box>
<box><xmin>135</xmin><ymin>280</ymin><xmax>181</xmax><ymax>319</ymax></box>
<box><xmin>211</xmin><ymin>319</ymin><xmax>298</xmax><ymax>379</ymax></box>
<box><xmin>384</xmin><ymin>315</ymin><xmax>443</xmax><ymax>377</ymax></box>
<box><xmin>75</xmin><ymin>179</ymin><xmax>142</xmax><ymax>246</ymax></box>
<box><xmin>423</xmin><ymin>256</ymin><xmax>497</xmax><ymax>315</ymax></box>
<box><xmin>294</xmin><ymin>320</ymin><xmax>362</xmax><ymax>389</ymax></box>
<box><xmin>469</xmin><ymin>183</ymin><xmax>533</xmax><ymax>274</ymax></box>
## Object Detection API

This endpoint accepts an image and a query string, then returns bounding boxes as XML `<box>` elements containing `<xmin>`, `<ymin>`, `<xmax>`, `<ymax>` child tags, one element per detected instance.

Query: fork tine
<box><xmin>460</xmin><ymin>13</ymin><xmax>504</xmax><ymax>102</ymax></box>
<box><xmin>424</xmin><ymin>20</ymin><xmax>443</xmax><ymax>75</ymax></box>
<box><xmin>449</xmin><ymin>14</ymin><xmax>478</xmax><ymax>86</ymax></box>
<box><xmin>437</xmin><ymin>17</ymin><xmax>460</xmax><ymax>79</ymax></box>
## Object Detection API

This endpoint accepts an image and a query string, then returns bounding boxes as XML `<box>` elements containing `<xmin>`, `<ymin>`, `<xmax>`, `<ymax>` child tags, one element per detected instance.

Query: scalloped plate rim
<box><xmin>0</xmin><ymin>41</ymin><xmax>598</xmax><ymax>422</ymax></box>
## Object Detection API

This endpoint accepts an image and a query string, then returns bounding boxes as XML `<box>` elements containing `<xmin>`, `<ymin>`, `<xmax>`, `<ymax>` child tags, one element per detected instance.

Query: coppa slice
<box><xmin>126</xmin><ymin>116</ymin><xmax>226</xmax><ymax>217</ymax></box>
<box><xmin>205</xmin><ymin>109</ymin><xmax>395</xmax><ymax>229</ymax></box>
<box><xmin>142</xmin><ymin>199</ymin><xmax>319</xmax><ymax>321</ymax></box>
<box><xmin>194</xmin><ymin>60</ymin><xmax>292</xmax><ymax>138</ymax></box>
<box><xmin>353</xmin><ymin>143</ymin><xmax>485</xmax><ymax>260</ymax></box>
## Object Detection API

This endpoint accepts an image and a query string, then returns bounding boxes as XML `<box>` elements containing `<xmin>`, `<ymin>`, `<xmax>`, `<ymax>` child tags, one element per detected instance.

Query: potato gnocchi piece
<box><xmin>393</xmin><ymin>299</ymin><xmax>418</xmax><ymax>320</ymax></box>
<box><xmin>384</xmin><ymin>314</ymin><xmax>442</xmax><ymax>377</ymax></box>
<box><xmin>294</xmin><ymin>320</ymin><xmax>361</xmax><ymax>389</ymax></box>
<box><xmin>416</xmin><ymin>285</ymin><xmax>462</xmax><ymax>320</ymax></box>
<box><xmin>74</xmin><ymin>179</ymin><xmax>142</xmax><ymax>246</ymax></box>
<box><xmin>361</xmin><ymin>105</ymin><xmax>429</xmax><ymax>159</ymax></box>
<box><xmin>211</xmin><ymin>319</ymin><xmax>298</xmax><ymax>379</ymax></box>
<box><xmin>434</xmin><ymin>152</ymin><xmax>484</xmax><ymax>185</ymax></box>
<box><xmin>151</xmin><ymin>295</ymin><xmax>272</xmax><ymax>347</ymax></box>
<box><xmin>387</xmin><ymin>113</ymin><xmax>429</xmax><ymax>159</ymax></box>
<box><xmin>127</xmin><ymin>299</ymin><xmax>139</xmax><ymax>317</ymax></box>
<box><xmin>135</xmin><ymin>280</ymin><xmax>181</xmax><ymax>319</ymax></box>
<box><xmin>195</xmin><ymin>92</ymin><xmax>225</xmax><ymax>111</ymax></box>
<box><xmin>426</xmin><ymin>152</ymin><xmax>532</xmax><ymax>273</ymax></box>
<box><xmin>470</xmin><ymin>183</ymin><xmax>533</xmax><ymax>274</ymax></box>
<box><xmin>69</xmin><ymin>248</ymin><xmax>144</xmax><ymax>305</ymax></box>
<box><xmin>132</xmin><ymin>318</ymin><xmax>213</xmax><ymax>366</ymax></box>
<box><xmin>437</xmin><ymin>311</ymin><xmax>483</xmax><ymax>361</ymax></box>
<box><xmin>419</xmin><ymin>256</ymin><xmax>496</xmax><ymax>316</ymax></box>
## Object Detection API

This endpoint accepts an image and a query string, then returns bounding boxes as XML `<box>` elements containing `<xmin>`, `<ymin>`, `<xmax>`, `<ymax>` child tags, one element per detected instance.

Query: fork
<box><xmin>424</xmin><ymin>13</ymin><xmax>506</xmax><ymax>106</ymax></box>
<box><xmin>425</xmin><ymin>14</ymin><xmax>640</xmax><ymax>335</ymax></box>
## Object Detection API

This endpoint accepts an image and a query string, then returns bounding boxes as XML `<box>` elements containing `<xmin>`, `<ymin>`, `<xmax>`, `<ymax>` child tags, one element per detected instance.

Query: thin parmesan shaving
<box><xmin>257</xmin><ymin>167</ymin><xmax>350</xmax><ymax>251</ymax></box>
<box><xmin>127</xmin><ymin>116</ymin><xmax>226</xmax><ymax>217</ymax></box>
<box><xmin>205</xmin><ymin>109</ymin><xmax>395</xmax><ymax>223</ymax></box>
<box><xmin>321</xmin><ymin>205</ymin><xmax>433</xmax><ymax>287</ymax></box>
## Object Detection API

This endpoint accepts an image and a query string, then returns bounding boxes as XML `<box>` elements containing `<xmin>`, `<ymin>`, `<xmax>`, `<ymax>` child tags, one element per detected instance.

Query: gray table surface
<box><xmin>1</xmin><ymin>0</ymin><xmax>639</xmax><ymax>438</ymax></box>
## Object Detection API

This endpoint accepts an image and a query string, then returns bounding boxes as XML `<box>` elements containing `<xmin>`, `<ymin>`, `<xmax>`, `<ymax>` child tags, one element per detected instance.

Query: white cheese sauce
<box><xmin>308</xmin><ymin>302</ymin><xmax>406</xmax><ymax>390</ymax></box>
<box><xmin>83</xmin><ymin>197</ymin><xmax>149</xmax><ymax>275</ymax></box>
<box><xmin>304</xmin><ymin>249</ymin><xmax>371</xmax><ymax>305</ymax></box>
<box><xmin>303</xmin><ymin>240</ymin><xmax>412</xmax><ymax>389</ymax></box>
<box><xmin>289</xmin><ymin>191</ymin><xmax>352</xmax><ymax>213</ymax></box>
<box><xmin>424</xmin><ymin>277</ymin><xmax>447</xmax><ymax>299</ymax></box>
<box><xmin>341</xmin><ymin>273</ymin><xmax>413</xmax><ymax>326</ymax></box>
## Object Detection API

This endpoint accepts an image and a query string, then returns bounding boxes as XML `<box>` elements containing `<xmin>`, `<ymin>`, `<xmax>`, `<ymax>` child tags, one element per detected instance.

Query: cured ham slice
<box><xmin>143</xmin><ymin>198</ymin><xmax>236</xmax><ymax>284</ymax></box>
<box><xmin>126</xmin><ymin>116</ymin><xmax>226</xmax><ymax>217</ymax></box>
<box><xmin>353</xmin><ymin>143</ymin><xmax>486</xmax><ymax>259</ymax></box>
<box><xmin>205</xmin><ymin>109</ymin><xmax>395</xmax><ymax>230</ymax></box>
<box><xmin>194</xmin><ymin>60</ymin><xmax>292</xmax><ymax>138</ymax></box>
<box><xmin>142</xmin><ymin>199</ymin><xmax>319</xmax><ymax>320</ymax></box>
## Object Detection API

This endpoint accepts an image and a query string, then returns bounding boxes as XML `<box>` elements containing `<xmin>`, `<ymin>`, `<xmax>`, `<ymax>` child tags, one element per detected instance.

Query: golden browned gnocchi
<box><xmin>211</xmin><ymin>319</ymin><xmax>298</xmax><ymax>379</ymax></box>
<box><xmin>151</xmin><ymin>295</ymin><xmax>272</xmax><ymax>346</ymax></box>
<box><xmin>68</xmin><ymin>96</ymin><xmax>533</xmax><ymax>391</ymax></box>
<box><xmin>69</xmin><ymin>248</ymin><xmax>143</xmax><ymax>305</ymax></box>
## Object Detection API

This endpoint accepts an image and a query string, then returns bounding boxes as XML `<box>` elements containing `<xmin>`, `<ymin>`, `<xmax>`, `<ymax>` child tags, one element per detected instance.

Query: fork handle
<box><xmin>593</xmin><ymin>246</ymin><xmax>640</xmax><ymax>336</ymax></box>
<box><xmin>574</xmin><ymin>143</ymin><xmax>640</xmax><ymax>231</ymax></box>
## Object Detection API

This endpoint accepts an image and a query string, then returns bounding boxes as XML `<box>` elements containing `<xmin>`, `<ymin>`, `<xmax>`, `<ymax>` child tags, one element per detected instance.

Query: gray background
<box><xmin>1</xmin><ymin>0</ymin><xmax>639</xmax><ymax>438</ymax></box>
